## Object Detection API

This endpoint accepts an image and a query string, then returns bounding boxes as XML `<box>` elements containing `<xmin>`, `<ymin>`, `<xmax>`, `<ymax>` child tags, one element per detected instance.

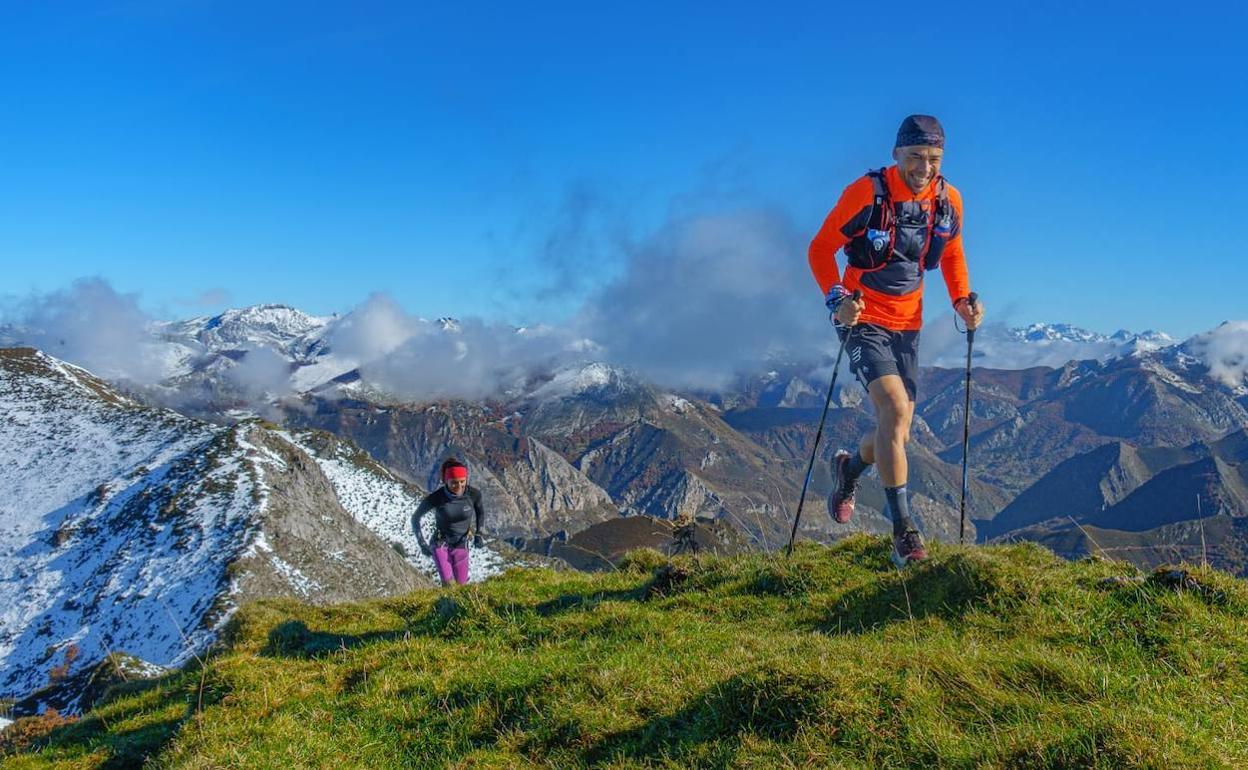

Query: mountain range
<box><xmin>1</xmin><ymin>305</ymin><xmax>1246</xmax><ymax>714</ymax></box>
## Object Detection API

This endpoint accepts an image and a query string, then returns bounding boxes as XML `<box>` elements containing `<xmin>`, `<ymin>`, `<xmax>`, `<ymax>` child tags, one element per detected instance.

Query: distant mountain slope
<box><xmin>914</xmin><ymin>351</ymin><xmax>1248</xmax><ymax>494</ymax></box>
<box><xmin>1004</xmin><ymin>515</ymin><xmax>1248</xmax><ymax>577</ymax></box>
<box><xmin>1087</xmin><ymin>452</ymin><xmax>1248</xmax><ymax>532</ymax></box>
<box><xmin>989</xmin><ymin>430</ymin><xmax>1248</xmax><ymax>574</ymax></box>
<box><xmin>1007</xmin><ymin>323</ymin><xmax>1173</xmax><ymax>352</ymax></box>
<box><xmin>985</xmin><ymin>442</ymin><xmax>1199</xmax><ymax>536</ymax></box>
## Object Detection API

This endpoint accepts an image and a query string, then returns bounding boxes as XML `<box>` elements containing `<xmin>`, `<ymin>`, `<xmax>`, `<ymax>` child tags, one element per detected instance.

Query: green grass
<box><xmin>4</xmin><ymin>536</ymin><xmax>1248</xmax><ymax>768</ymax></box>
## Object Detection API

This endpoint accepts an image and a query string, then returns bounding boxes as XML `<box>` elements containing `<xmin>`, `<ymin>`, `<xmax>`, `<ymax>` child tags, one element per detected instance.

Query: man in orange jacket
<box><xmin>808</xmin><ymin>114</ymin><xmax>984</xmax><ymax>567</ymax></box>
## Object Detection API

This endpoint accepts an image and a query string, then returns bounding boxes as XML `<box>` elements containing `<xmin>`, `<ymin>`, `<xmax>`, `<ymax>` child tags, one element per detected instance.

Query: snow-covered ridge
<box><xmin>0</xmin><ymin>348</ymin><xmax>259</xmax><ymax>705</ymax></box>
<box><xmin>0</xmin><ymin>348</ymin><xmax>434</xmax><ymax>712</ymax></box>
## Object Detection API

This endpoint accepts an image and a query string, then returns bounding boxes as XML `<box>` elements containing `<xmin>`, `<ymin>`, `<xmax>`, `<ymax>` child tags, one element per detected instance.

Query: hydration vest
<box><xmin>844</xmin><ymin>168</ymin><xmax>955</xmax><ymax>272</ymax></box>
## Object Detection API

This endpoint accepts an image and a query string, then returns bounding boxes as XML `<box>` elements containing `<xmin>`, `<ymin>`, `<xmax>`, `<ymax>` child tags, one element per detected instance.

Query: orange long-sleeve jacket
<box><xmin>808</xmin><ymin>165</ymin><xmax>971</xmax><ymax>331</ymax></box>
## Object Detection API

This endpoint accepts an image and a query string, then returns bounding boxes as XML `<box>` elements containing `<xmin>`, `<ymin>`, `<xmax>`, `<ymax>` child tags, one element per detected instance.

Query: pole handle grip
<box><xmin>965</xmin><ymin>292</ymin><xmax>978</xmax><ymax>342</ymax></box>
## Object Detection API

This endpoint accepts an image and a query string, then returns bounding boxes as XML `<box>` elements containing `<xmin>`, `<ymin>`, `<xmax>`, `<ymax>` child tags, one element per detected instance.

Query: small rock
<box><xmin>1096</xmin><ymin>575</ymin><xmax>1144</xmax><ymax>590</ymax></box>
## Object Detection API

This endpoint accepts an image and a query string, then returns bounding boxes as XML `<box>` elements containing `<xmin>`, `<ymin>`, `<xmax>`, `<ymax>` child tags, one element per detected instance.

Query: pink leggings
<box><xmin>433</xmin><ymin>545</ymin><xmax>470</xmax><ymax>585</ymax></box>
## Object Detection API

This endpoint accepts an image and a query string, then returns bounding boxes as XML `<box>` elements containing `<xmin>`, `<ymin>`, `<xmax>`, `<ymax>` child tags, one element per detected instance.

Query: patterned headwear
<box><xmin>895</xmin><ymin>115</ymin><xmax>945</xmax><ymax>149</ymax></box>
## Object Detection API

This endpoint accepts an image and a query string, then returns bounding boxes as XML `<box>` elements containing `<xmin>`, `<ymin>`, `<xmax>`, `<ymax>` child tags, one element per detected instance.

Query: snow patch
<box><xmin>1138</xmin><ymin>358</ymin><xmax>1203</xmax><ymax>394</ymax></box>
<box><xmin>268</xmin><ymin>555</ymin><xmax>322</xmax><ymax>596</ymax></box>
<box><xmin>245</xmin><ymin>531</ymin><xmax>274</xmax><ymax>556</ymax></box>
<box><xmin>661</xmin><ymin>393</ymin><xmax>693</xmax><ymax>413</ymax></box>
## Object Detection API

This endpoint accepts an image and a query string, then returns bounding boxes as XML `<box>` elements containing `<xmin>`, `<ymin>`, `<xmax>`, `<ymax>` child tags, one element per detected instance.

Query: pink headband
<box><xmin>444</xmin><ymin>466</ymin><xmax>468</xmax><ymax>482</ymax></box>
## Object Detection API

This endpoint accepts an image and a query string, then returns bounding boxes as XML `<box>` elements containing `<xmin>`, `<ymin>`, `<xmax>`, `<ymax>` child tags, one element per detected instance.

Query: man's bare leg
<box><xmin>851</xmin><ymin>376</ymin><xmax>919</xmax><ymax>541</ymax></box>
<box><xmin>832</xmin><ymin>376</ymin><xmax>916</xmax><ymax>531</ymax></box>
<box><xmin>857</xmin><ymin>375</ymin><xmax>914</xmax><ymax>485</ymax></box>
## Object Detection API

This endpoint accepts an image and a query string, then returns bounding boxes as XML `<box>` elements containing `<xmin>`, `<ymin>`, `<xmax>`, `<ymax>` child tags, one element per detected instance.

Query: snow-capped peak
<box><xmin>527</xmin><ymin>362</ymin><xmax>635</xmax><ymax>401</ymax></box>
<box><xmin>1010</xmin><ymin>323</ymin><xmax>1109</xmax><ymax>344</ymax></box>
<box><xmin>159</xmin><ymin>303</ymin><xmax>329</xmax><ymax>355</ymax></box>
<box><xmin>1008</xmin><ymin>323</ymin><xmax>1174</xmax><ymax>350</ymax></box>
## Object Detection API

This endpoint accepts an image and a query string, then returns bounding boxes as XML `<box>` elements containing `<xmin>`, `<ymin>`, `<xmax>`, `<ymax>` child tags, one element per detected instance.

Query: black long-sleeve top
<box><xmin>412</xmin><ymin>485</ymin><xmax>485</xmax><ymax>549</ymax></box>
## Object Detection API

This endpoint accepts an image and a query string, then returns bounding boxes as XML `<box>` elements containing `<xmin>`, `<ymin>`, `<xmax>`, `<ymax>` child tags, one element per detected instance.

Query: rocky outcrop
<box><xmin>498</xmin><ymin>438</ymin><xmax>617</xmax><ymax>533</ymax></box>
<box><xmin>228</xmin><ymin>427</ymin><xmax>429</xmax><ymax>606</ymax></box>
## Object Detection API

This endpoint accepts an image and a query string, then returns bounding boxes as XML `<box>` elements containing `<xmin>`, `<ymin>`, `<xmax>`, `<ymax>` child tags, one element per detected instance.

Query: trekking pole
<box><xmin>787</xmin><ymin>290</ymin><xmax>861</xmax><ymax>556</ymax></box>
<box><xmin>959</xmin><ymin>292</ymin><xmax>979</xmax><ymax>545</ymax></box>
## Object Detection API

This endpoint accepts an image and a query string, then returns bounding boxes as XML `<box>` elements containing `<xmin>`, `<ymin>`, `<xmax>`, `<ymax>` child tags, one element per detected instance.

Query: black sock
<box><xmin>845</xmin><ymin>451</ymin><xmax>870</xmax><ymax>481</ymax></box>
<box><xmin>885</xmin><ymin>485</ymin><xmax>915</xmax><ymax>536</ymax></box>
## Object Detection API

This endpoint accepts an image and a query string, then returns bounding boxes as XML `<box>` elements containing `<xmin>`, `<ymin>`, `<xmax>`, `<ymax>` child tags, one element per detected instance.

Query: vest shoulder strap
<box><xmin>933</xmin><ymin>176</ymin><xmax>952</xmax><ymax>221</ymax></box>
<box><xmin>866</xmin><ymin>167</ymin><xmax>889</xmax><ymax>199</ymax></box>
<box><xmin>864</xmin><ymin>168</ymin><xmax>892</xmax><ymax>231</ymax></box>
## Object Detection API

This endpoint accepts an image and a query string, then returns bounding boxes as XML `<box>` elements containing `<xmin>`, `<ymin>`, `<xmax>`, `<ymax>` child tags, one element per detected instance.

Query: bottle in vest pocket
<box><xmin>845</xmin><ymin>169</ymin><xmax>897</xmax><ymax>271</ymax></box>
<box><xmin>924</xmin><ymin>204</ymin><xmax>954</xmax><ymax>270</ymax></box>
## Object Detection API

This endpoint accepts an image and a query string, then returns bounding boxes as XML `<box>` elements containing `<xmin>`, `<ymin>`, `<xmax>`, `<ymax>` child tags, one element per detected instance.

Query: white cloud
<box><xmin>0</xmin><ymin>278</ymin><xmax>166</xmax><ymax>384</ymax></box>
<box><xmin>359</xmin><ymin>317</ymin><xmax>585</xmax><ymax>402</ymax></box>
<box><xmin>318</xmin><ymin>293</ymin><xmax>588</xmax><ymax>402</ymax></box>
<box><xmin>575</xmin><ymin>207</ymin><xmax>830</xmax><ymax>389</ymax></box>
<box><xmin>324</xmin><ymin>293</ymin><xmax>417</xmax><ymax>365</ymax></box>
<box><xmin>1187</xmin><ymin>321</ymin><xmax>1248</xmax><ymax>388</ymax></box>
<box><xmin>226</xmin><ymin>344</ymin><xmax>294</xmax><ymax>400</ymax></box>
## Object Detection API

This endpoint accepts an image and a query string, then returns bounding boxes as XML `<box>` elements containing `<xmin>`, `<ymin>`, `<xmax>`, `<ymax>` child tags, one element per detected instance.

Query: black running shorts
<box><xmin>836</xmin><ymin>322</ymin><xmax>920</xmax><ymax>401</ymax></box>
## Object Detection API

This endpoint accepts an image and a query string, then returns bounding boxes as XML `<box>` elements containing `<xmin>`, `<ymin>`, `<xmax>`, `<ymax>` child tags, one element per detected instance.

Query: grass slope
<box><xmin>4</xmin><ymin>537</ymin><xmax>1247</xmax><ymax>768</ymax></box>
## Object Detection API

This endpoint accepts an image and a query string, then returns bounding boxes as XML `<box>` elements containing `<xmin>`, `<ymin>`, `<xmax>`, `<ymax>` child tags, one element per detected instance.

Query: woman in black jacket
<box><xmin>413</xmin><ymin>458</ymin><xmax>485</xmax><ymax>586</ymax></box>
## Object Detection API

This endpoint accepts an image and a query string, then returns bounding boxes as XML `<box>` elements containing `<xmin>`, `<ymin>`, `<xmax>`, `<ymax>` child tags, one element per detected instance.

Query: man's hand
<box><xmin>473</xmin><ymin>533</ymin><xmax>485</xmax><ymax>549</ymax></box>
<box><xmin>955</xmin><ymin>296</ymin><xmax>984</xmax><ymax>330</ymax></box>
<box><xmin>836</xmin><ymin>293</ymin><xmax>866</xmax><ymax>326</ymax></box>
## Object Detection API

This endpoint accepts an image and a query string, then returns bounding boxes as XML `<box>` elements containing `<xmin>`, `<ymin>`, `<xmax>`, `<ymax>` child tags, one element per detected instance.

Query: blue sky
<box><xmin>1</xmin><ymin>1</ymin><xmax>1245</xmax><ymax>339</ymax></box>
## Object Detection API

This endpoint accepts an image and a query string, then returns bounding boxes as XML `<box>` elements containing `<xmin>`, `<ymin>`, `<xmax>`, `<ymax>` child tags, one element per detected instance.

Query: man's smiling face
<box><xmin>893</xmin><ymin>145</ymin><xmax>944</xmax><ymax>194</ymax></box>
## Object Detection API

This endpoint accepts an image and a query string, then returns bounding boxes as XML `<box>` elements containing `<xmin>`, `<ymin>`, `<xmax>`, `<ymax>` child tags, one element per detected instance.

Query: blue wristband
<box><xmin>825</xmin><ymin>285</ymin><xmax>849</xmax><ymax>313</ymax></box>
